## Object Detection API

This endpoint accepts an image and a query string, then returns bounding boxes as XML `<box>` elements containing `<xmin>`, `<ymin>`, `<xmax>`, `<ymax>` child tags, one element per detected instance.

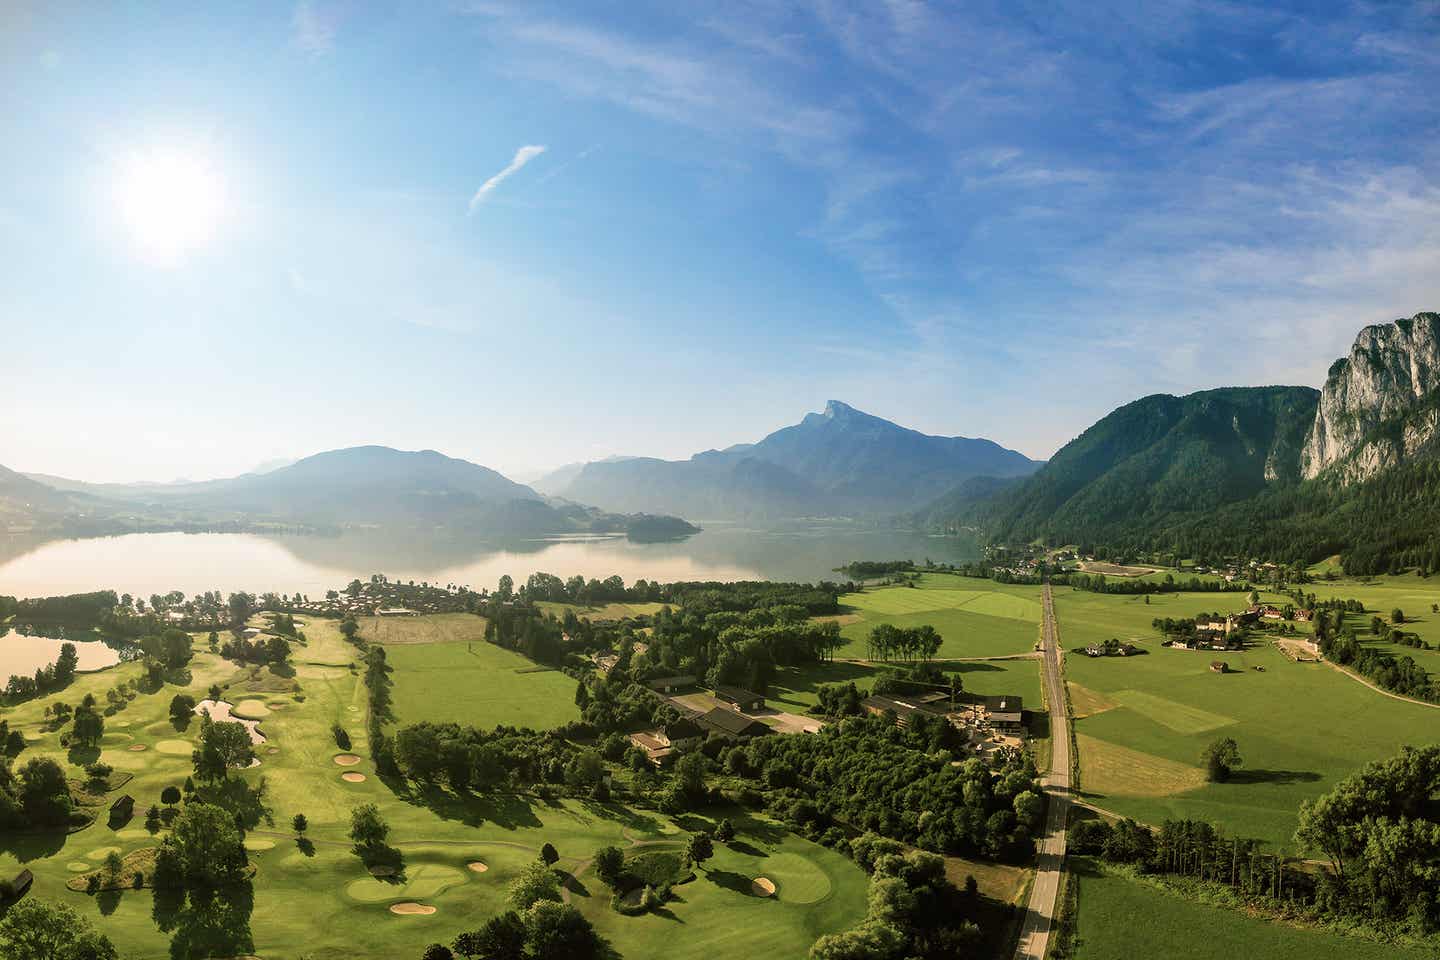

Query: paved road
<box><xmin>1012</xmin><ymin>584</ymin><xmax>1072</xmax><ymax>960</ymax></box>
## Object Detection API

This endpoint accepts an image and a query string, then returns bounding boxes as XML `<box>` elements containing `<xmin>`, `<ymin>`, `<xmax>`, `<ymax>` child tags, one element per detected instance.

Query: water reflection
<box><xmin>0</xmin><ymin>523</ymin><xmax>980</xmax><ymax>599</ymax></box>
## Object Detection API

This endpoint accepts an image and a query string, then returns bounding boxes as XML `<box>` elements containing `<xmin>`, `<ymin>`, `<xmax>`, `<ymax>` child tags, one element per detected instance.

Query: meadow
<box><xmin>1064</xmin><ymin>858</ymin><xmax>1433</xmax><ymax>960</ymax></box>
<box><xmin>0</xmin><ymin>614</ymin><xmax>868</xmax><ymax>960</ymax></box>
<box><xmin>833</xmin><ymin>574</ymin><xmax>1044</xmax><ymax>659</ymax></box>
<box><xmin>1054</xmin><ymin>586</ymin><xmax>1439</xmax><ymax>844</ymax></box>
<box><xmin>535</xmin><ymin>600</ymin><xmax>671</xmax><ymax>621</ymax></box>
<box><xmin>382</xmin><ymin>638</ymin><xmax>581</xmax><ymax>730</ymax></box>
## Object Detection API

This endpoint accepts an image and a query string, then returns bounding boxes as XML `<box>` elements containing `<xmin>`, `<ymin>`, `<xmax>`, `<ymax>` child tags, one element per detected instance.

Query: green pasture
<box><xmin>0</xmin><ymin>617</ymin><xmax>867</xmax><ymax>959</ymax></box>
<box><xmin>535</xmin><ymin>601</ymin><xmax>671</xmax><ymax>621</ymax></box>
<box><xmin>1066</xmin><ymin>858</ymin><xmax>1432</xmax><ymax>960</ymax></box>
<box><xmin>768</xmin><ymin>656</ymin><xmax>1042</xmax><ymax>714</ymax></box>
<box><xmin>1055</xmin><ymin>590</ymin><xmax>1438</xmax><ymax>844</ymax></box>
<box><xmin>384</xmin><ymin>640</ymin><xmax>580</xmax><ymax>730</ymax></box>
<box><xmin>832</xmin><ymin>575</ymin><xmax>1044</xmax><ymax>659</ymax></box>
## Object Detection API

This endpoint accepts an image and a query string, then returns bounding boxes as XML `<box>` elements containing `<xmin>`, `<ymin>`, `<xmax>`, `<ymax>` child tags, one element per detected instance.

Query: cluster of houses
<box><xmin>623</xmin><ymin>674</ymin><xmax>1029</xmax><ymax>766</ymax></box>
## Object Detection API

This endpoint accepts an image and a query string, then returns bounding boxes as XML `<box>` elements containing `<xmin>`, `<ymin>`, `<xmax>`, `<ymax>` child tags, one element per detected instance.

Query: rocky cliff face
<box><xmin>1302</xmin><ymin>312</ymin><xmax>1440</xmax><ymax>482</ymax></box>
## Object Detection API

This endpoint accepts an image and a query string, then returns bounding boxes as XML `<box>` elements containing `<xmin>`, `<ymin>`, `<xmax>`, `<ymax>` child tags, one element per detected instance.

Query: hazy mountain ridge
<box><xmin>558</xmin><ymin>400</ymin><xmax>1041</xmax><ymax>519</ymax></box>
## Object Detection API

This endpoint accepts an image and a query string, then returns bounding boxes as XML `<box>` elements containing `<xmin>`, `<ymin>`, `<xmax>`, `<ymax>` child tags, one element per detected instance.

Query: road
<box><xmin>1012</xmin><ymin>583</ymin><xmax>1072</xmax><ymax>960</ymax></box>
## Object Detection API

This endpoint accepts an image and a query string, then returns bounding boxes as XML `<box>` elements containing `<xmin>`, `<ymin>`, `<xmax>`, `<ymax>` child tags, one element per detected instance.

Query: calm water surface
<box><xmin>0</xmin><ymin>633</ymin><xmax>122</xmax><ymax>681</ymax></box>
<box><xmin>0</xmin><ymin>524</ymin><xmax>979</xmax><ymax>599</ymax></box>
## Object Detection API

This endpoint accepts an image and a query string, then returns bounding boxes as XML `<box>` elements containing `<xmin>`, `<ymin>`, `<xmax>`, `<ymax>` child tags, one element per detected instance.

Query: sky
<box><xmin>2</xmin><ymin>1</ymin><xmax>1437</xmax><ymax>483</ymax></box>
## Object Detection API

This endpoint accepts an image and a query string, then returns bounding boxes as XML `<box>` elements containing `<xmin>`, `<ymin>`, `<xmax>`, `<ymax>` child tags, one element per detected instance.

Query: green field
<box><xmin>535</xmin><ymin>600</ymin><xmax>671</xmax><ymax>621</ymax></box>
<box><xmin>1055</xmin><ymin>587</ymin><xmax>1439</xmax><ymax>843</ymax></box>
<box><xmin>1066</xmin><ymin>858</ymin><xmax>1431</xmax><ymax>960</ymax></box>
<box><xmin>768</xmin><ymin>656</ymin><xmax>1042</xmax><ymax>714</ymax></box>
<box><xmin>384</xmin><ymin>639</ymin><xmax>581</xmax><ymax>730</ymax></box>
<box><xmin>0</xmin><ymin>618</ymin><xmax>867</xmax><ymax>959</ymax></box>
<box><xmin>833</xmin><ymin>574</ymin><xmax>1044</xmax><ymax>659</ymax></box>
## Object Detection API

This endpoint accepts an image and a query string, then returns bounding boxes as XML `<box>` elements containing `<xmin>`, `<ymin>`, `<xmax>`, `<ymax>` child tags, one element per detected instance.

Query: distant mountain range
<box><xmin>952</xmin><ymin>312</ymin><xmax>1440</xmax><ymax>573</ymax></box>
<box><xmin>550</xmin><ymin>400</ymin><xmax>1042</xmax><ymax>519</ymax></box>
<box><xmin>1</xmin><ymin>447</ymin><xmax>697</xmax><ymax>542</ymax></box>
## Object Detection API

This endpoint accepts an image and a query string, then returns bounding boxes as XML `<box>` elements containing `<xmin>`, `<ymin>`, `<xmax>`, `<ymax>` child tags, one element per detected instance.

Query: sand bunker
<box><xmin>194</xmin><ymin>700</ymin><xmax>267</xmax><ymax>746</ymax></box>
<box><xmin>342</xmin><ymin>772</ymin><xmax>367</xmax><ymax>783</ymax></box>
<box><xmin>333</xmin><ymin>754</ymin><xmax>362</xmax><ymax>766</ymax></box>
<box><xmin>66</xmin><ymin>862</ymin><xmax>91</xmax><ymax>872</ymax></box>
<box><xmin>266</xmin><ymin>746</ymin><xmax>281</xmax><ymax>755</ymax></box>
<box><xmin>466</xmin><ymin>861</ymin><xmax>489</xmax><ymax>874</ymax></box>
<box><xmin>389</xmin><ymin>902</ymin><xmax>436</xmax><ymax>915</ymax></box>
<box><xmin>751</xmin><ymin>877</ymin><xmax>776</xmax><ymax>897</ymax></box>
<box><xmin>369</xmin><ymin>864</ymin><xmax>397</xmax><ymax>877</ymax></box>
<box><xmin>127</xmin><ymin>744</ymin><xmax>148</xmax><ymax>752</ymax></box>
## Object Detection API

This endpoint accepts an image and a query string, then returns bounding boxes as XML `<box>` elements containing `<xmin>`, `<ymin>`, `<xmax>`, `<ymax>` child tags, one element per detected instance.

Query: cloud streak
<box><xmin>469</xmin><ymin>145</ymin><xmax>547</xmax><ymax>211</ymax></box>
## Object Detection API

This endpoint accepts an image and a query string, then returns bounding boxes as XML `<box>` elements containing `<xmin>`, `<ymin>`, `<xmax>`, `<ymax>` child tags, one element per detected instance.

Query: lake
<box><xmin>0</xmin><ymin>633</ymin><xmax>122</xmax><ymax>682</ymax></box>
<box><xmin>0</xmin><ymin>523</ymin><xmax>980</xmax><ymax>600</ymax></box>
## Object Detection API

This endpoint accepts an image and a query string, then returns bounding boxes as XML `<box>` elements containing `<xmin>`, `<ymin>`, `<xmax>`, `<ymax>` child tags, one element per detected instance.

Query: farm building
<box><xmin>377</xmin><ymin>607</ymin><xmax>418</xmax><ymax>617</ymax></box>
<box><xmin>626</xmin><ymin>731</ymin><xmax>675</xmax><ymax>767</ymax></box>
<box><xmin>862</xmin><ymin>694</ymin><xmax>928</xmax><ymax>726</ymax></box>
<box><xmin>697</xmin><ymin>707</ymin><xmax>769</xmax><ymax>738</ymax></box>
<box><xmin>981</xmin><ymin>695</ymin><xmax>1024</xmax><ymax>733</ymax></box>
<box><xmin>713</xmin><ymin>685</ymin><xmax>765</xmax><ymax>712</ymax></box>
<box><xmin>1085</xmin><ymin>644</ymin><xmax>1105</xmax><ymax>657</ymax></box>
<box><xmin>647</xmin><ymin>675</ymin><xmax>697</xmax><ymax>694</ymax></box>
<box><xmin>110</xmin><ymin>794</ymin><xmax>135</xmax><ymax>822</ymax></box>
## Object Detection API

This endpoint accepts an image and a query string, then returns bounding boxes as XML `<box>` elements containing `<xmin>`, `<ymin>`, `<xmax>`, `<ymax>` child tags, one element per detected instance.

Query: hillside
<box><xmin>559</xmin><ymin>400</ymin><xmax>1040</xmax><ymax>519</ymax></box>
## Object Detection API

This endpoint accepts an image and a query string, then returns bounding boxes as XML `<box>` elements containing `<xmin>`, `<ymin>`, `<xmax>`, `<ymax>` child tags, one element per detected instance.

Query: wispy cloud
<box><xmin>468</xmin><ymin>145</ymin><xmax>547</xmax><ymax>212</ymax></box>
<box><xmin>292</xmin><ymin>1</ymin><xmax>339</xmax><ymax>55</ymax></box>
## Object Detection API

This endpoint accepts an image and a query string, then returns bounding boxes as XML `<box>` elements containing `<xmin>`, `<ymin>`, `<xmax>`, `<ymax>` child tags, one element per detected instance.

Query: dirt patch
<box><xmin>333</xmin><ymin>753</ymin><xmax>362</xmax><ymax>766</ymax></box>
<box><xmin>127</xmin><ymin>744</ymin><xmax>149</xmax><ymax>752</ymax></box>
<box><xmin>389</xmin><ymin>902</ymin><xmax>436</xmax><ymax>915</ymax></box>
<box><xmin>466</xmin><ymin>861</ymin><xmax>489</xmax><ymax>873</ymax></box>
<box><xmin>342</xmin><ymin>772</ymin><xmax>367</xmax><ymax>783</ymax></box>
<box><xmin>370</xmin><ymin>864</ymin><xmax>398</xmax><ymax>877</ymax></box>
<box><xmin>1275</xmin><ymin>638</ymin><xmax>1319</xmax><ymax>662</ymax></box>
<box><xmin>1078</xmin><ymin>560</ymin><xmax>1157</xmax><ymax>577</ymax></box>
<box><xmin>751</xmin><ymin>877</ymin><xmax>776</xmax><ymax>897</ymax></box>
<box><xmin>266</xmin><ymin>746</ymin><xmax>281</xmax><ymax>755</ymax></box>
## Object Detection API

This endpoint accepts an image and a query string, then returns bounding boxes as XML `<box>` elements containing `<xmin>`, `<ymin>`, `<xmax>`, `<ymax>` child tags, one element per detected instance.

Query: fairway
<box><xmin>1057</xmin><ymin>587</ymin><xmax>1440</xmax><ymax>843</ymax></box>
<box><xmin>1066</xmin><ymin>858</ymin><xmax>1433</xmax><ymax>960</ymax></box>
<box><xmin>385</xmin><ymin>640</ymin><xmax>580</xmax><ymax>730</ymax></box>
<box><xmin>0</xmin><ymin>614</ymin><xmax>867</xmax><ymax>960</ymax></box>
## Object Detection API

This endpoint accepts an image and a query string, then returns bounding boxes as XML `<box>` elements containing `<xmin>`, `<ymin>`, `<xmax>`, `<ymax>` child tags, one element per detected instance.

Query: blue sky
<box><xmin>2</xmin><ymin>1</ymin><xmax>1437</xmax><ymax>482</ymax></box>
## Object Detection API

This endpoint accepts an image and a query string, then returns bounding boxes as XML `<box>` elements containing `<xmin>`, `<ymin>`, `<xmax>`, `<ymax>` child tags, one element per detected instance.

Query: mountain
<box><xmin>982</xmin><ymin>387</ymin><xmax>1319</xmax><ymax>544</ymax></box>
<box><xmin>1301</xmin><ymin>312</ymin><xmax>1440</xmax><ymax>483</ymax></box>
<box><xmin>7</xmin><ymin>447</ymin><xmax>697</xmax><ymax>540</ymax></box>
<box><xmin>530</xmin><ymin>455</ymin><xmax>639</xmax><ymax>496</ymax></box>
<box><xmin>556</xmin><ymin>401</ymin><xmax>1041</xmax><ymax>519</ymax></box>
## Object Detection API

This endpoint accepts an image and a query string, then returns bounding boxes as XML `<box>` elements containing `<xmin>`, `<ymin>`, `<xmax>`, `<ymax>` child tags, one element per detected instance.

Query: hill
<box><xmin>558</xmin><ymin>401</ymin><xmax>1040</xmax><ymax>519</ymax></box>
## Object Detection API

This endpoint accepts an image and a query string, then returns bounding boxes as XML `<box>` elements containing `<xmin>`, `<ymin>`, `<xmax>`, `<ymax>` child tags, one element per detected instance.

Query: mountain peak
<box><xmin>823</xmin><ymin>400</ymin><xmax>860</xmax><ymax>419</ymax></box>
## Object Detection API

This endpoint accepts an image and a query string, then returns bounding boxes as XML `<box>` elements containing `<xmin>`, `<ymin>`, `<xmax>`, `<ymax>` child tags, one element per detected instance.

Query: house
<box><xmin>592</xmin><ymin>653</ymin><xmax>620</xmax><ymax>675</ymax></box>
<box><xmin>1294</xmin><ymin>609</ymin><xmax>1313</xmax><ymax>622</ymax></box>
<box><xmin>241</xmin><ymin>627</ymin><xmax>262</xmax><ymax>639</ymax></box>
<box><xmin>109</xmin><ymin>794</ymin><xmax>135</xmax><ymax>822</ymax></box>
<box><xmin>1210</xmin><ymin>661</ymin><xmax>1228</xmax><ymax>673</ymax></box>
<box><xmin>646</xmin><ymin>675</ymin><xmax>697</xmax><ymax>694</ymax></box>
<box><xmin>1119</xmin><ymin>643</ymin><xmax>1138</xmax><ymax>657</ymax></box>
<box><xmin>713</xmin><ymin>685</ymin><xmax>765</xmax><ymax>712</ymax></box>
<box><xmin>862</xmin><ymin>695</ymin><xmax>926</xmax><ymax>726</ymax></box>
<box><xmin>981</xmin><ymin>695</ymin><xmax>1024</xmax><ymax>733</ymax></box>
<box><xmin>663</xmin><ymin>717</ymin><xmax>704</xmax><ymax>742</ymax></box>
<box><xmin>626</xmin><ymin>731</ymin><xmax>676</xmax><ymax>767</ymax></box>
<box><xmin>696</xmin><ymin>707</ymin><xmax>770</xmax><ymax>738</ymax></box>
<box><xmin>1085</xmin><ymin>644</ymin><xmax>1105</xmax><ymax>657</ymax></box>
<box><xmin>377</xmin><ymin>607</ymin><xmax>417</xmax><ymax>617</ymax></box>
<box><xmin>1260</xmin><ymin>606</ymin><xmax>1285</xmax><ymax>620</ymax></box>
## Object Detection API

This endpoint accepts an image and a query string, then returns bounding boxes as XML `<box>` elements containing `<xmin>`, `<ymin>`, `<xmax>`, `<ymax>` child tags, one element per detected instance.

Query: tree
<box><xmin>18</xmin><ymin>756</ymin><xmax>71</xmax><ymax>826</ymax></box>
<box><xmin>292</xmin><ymin>813</ymin><xmax>308</xmax><ymax>836</ymax></box>
<box><xmin>160</xmin><ymin>785</ymin><xmax>181</xmax><ymax>808</ymax></box>
<box><xmin>1391</xmin><ymin>607</ymin><xmax>1406</xmax><ymax>624</ymax></box>
<box><xmin>686</xmin><ymin>832</ymin><xmax>714</xmax><ymax>870</ymax></box>
<box><xmin>593</xmin><ymin>845</ymin><xmax>625</xmax><ymax>889</ymax></box>
<box><xmin>539</xmin><ymin>842</ymin><xmax>559</xmax><ymax>867</ymax></box>
<box><xmin>145</xmin><ymin>805</ymin><xmax>161</xmax><ymax>832</ymax></box>
<box><xmin>266</xmin><ymin>634</ymin><xmax>291</xmax><ymax>664</ymax></box>
<box><xmin>53</xmin><ymin>643</ymin><xmax>80</xmax><ymax>685</ymax></box>
<box><xmin>0</xmin><ymin>898</ymin><xmax>118</xmax><ymax>960</ymax></box>
<box><xmin>453</xmin><ymin>911</ymin><xmax>527</xmax><ymax>960</ymax></box>
<box><xmin>192</xmin><ymin>716</ymin><xmax>255</xmax><ymax>779</ymax></box>
<box><xmin>70</xmin><ymin>703</ymin><xmax>104</xmax><ymax>747</ymax></box>
<box><xmin>163</xmin><ymin>802</ymin><xmax>247</xmax><ymax>888</ymax></box>
<box><xmin>507</xmin><ymin>858</ymin><xmax>560</xmax><ymax>910</ymax></box>
<box><xmin>675</xmin><ymin>751</ymin><xmax>708</xmax><ymax>798</ymax></box>
<box><xmin>1202</xmin><ymin>736</ymin><xmax>1243</xmax><ymax>782</ymax></box>
<box><xmin>152</xmin><ymin>628</ymin><xmax>193</xmax><ymax>669</ymax></box>
<box><xmin>168</xmin><ymin>693</ymin><xmax>196</xmax><ymax>721</ymax></box>
<box><xmin>524</xmin><ymin>900</ymin><xmax>600</xmax><ymax>960</ymax></box>
<box><xmin>714</xmin><ymin>817</ymin><xmax>736</xmax><ymax>843</ymax></box>
<box><xmin>104</xmin><ymin>850</ymin><xmax>124</xmax><ymax>881</ymax></box>
<box><xmin>422</xmin><ymin>946</ymin><xmax>454</xmax><ymax>960</ymax></box>
<box><xmin>340</xmin><ymin>615</ymin><xmax>359</xmax><ymax>641</ymax></box>
<box><xmin>349</xmin><ymin>803</ymin><xmax>389</xmax><ymax>851</ymax></box>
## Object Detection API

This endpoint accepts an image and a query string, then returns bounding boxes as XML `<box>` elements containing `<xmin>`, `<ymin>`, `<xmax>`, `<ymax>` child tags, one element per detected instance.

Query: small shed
<box><xmin>109</xmin><ymin>794</ymin><xmax>135</xmax><ymax>822</ymax></box>
<box><xmin>6</xmin><ymin>869</ymin><xmax>33</xmax><ymax>900</ymax></box>
<box><xmin>1209</xmin><ymin>661</ymin><xmax>1228</xmax><ymax>673</ymax></box>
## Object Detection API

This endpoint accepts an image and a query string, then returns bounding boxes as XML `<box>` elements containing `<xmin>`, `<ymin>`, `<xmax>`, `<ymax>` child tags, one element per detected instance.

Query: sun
<box><xmin>112</xmin><ymin>145</ymin><xmax>227</xmax><ymax>266</ymax></box>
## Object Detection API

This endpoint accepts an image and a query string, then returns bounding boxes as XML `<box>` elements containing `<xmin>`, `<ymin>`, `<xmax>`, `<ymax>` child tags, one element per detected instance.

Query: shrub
<box><xmin>332</xmin><ymin>724</ymin><xmax>351</xmax><ymax>750</ymax></box>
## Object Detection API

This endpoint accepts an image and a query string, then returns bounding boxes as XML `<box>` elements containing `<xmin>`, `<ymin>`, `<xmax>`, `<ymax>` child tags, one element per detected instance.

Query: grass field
<box><xmin>0</xmin><ymin>616</ymin><xmax>867</xmax><ymax>959</ymax></box>
<box><xmin>384</xmin><ymin>640</ymin><xmax>581</xmax><ymax>730</ymax></box>
<box><xmin>1055</xmin><ymin>587</ymin><xmax>1439</xmax><ymax>844</ymax></box>
<box><xmin>359</xmin><ymin>611</ymin><xmax>489</xmax><ymax>645</ymax></box>
<box><xmin>535</xmin><ymin>601</ymin><xmax>671</xmax><ymax>621</ymax></box>
<box><xmin>832</xmin><ymin>574</ymin><xmax>1044</xmax><ymax>660</ymax></box>
<box><xmin>1066</xmin><ymin>858</ymin><xmax>1433</xmax><ymax>960</ymax></box>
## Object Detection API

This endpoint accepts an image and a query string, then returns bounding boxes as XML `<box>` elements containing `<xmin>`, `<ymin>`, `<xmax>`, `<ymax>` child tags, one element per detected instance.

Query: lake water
<box><xmin>0</xmin><ymin>523</ymin><xmax>980</xmax><ymax>600</ymax></box>
<box><xmin>0</xmin><ymin>633</ymin><xmax>122</xmax><ymax>682</ymax></box>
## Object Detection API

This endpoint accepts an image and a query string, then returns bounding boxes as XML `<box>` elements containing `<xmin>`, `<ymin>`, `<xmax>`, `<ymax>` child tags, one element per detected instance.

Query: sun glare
<box><xmin>112</xmin><ymin>145</ymin><xmax>227</xmax><ymax>266</ymax></box>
